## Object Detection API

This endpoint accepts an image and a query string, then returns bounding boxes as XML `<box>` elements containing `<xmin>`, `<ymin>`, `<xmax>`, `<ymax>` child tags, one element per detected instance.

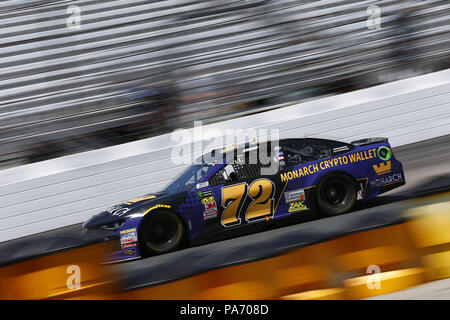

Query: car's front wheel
<box><xmin>140</xmin><ymin>210</ymin><xmax>184</xmax><ymax>255</ymax></box>
<box><xmin>316</xmin><ymin>173</ymin><xmax>357</xmax><ymax>217</ymax></box>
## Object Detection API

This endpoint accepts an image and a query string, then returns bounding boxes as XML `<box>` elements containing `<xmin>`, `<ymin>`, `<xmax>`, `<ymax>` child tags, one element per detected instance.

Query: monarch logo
<box><xmin>370</xmin><ymin>173</ymin><xmax>403</xmax><ymax>187</ymax></box>
<box><xmin>377</xmin><ymin>146</ymin><xmax>392</xmax><ymax>161</ymax></box>
<box><xmin>372</xmin><ymin>161</ymin><xmax>391</xmax><ymax>176</ymax></box>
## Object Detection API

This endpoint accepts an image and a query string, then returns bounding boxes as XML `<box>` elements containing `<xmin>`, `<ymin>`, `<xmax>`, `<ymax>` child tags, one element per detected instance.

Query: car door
<box><xmin>277</xmin><ymin>139</ymin><xmax>354</xmax><ymax>215</ymax></box>
<box><xmin>208</xmin><ymin>153</ymin><xmax>285</xmax><ymax>229</ymax></box>
<box><xmin>277</xmin><ymin>143</ymin><xmax>316</xmax><ymax>215</ymax></box>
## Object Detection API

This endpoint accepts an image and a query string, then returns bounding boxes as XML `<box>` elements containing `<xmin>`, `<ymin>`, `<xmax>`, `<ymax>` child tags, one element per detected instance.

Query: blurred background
<box><xmin>0</xmin><ymin>0</ymin><xmax>449</xmax><ymax>169</ymax></box>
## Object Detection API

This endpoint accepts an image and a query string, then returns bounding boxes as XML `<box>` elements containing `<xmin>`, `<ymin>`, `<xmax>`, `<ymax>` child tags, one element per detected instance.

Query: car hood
<box><xmin>83</xmin><ymin>190</ymin><xmax>179</xmax><ymax>229</ymax></box>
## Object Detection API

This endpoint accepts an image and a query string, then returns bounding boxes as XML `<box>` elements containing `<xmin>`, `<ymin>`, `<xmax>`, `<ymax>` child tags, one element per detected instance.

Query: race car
<box><xmin>83</xmin><ymin>137</ymin><xmax>405</xmax><ymax>262</ymax></box>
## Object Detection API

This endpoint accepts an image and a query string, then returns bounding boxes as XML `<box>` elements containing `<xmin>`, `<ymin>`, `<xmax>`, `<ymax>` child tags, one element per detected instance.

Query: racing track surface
<box><xmin>0</xmin><ymin>135</ymin><xmax>449</xmax><ymax>280</ymax></box>
<box><xmin>387</xmin><ymin>134</ymin><xmax>450</xmax><ymax>194</ymax></box>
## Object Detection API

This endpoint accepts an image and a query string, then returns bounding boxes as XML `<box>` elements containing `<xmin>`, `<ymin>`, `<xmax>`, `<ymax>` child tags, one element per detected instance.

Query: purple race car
<box><xmin>83</xmin><ymin>137</ymin><xmax>405</xmax><ymax>262</ymax></box>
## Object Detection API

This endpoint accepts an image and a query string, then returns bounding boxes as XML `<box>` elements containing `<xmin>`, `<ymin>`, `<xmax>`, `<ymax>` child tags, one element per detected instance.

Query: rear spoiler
<box><xmin>351</xmin><ymin>137</ymin><xmax>388</xmax><ymax>146</ymax></box>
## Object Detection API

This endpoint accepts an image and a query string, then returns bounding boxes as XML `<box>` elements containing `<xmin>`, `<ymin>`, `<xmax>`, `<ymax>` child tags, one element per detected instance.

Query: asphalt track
<box><xmin>0</xmin><ymin>135</ymin><xmax>449</xmax><ymax>281</ymax></box>
<box><xmin>389</xmin><ymin>134</ymin><xmax>450</xmax><ymax>195</ymax></box>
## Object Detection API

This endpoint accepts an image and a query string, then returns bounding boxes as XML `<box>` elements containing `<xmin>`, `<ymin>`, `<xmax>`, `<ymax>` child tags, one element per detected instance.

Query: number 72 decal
<box><xmin>221</xmin><ymin>178</ymin><xmax>276</xmax><ymax>227</ymax></box>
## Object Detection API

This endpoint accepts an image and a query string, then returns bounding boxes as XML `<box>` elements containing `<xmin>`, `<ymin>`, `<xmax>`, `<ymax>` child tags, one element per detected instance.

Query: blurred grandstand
<box><xmin>0</xmin><ymin>0</ymin><xmax>449</xmax><ymax>169</ymax></box>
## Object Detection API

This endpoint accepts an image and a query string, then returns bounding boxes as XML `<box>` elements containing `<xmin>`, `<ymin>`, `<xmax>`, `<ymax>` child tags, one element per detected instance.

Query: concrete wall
<box><xmin>1</xmin><ymin>69</ymin><xmax>449</xmax><ymax>242</ymax></box>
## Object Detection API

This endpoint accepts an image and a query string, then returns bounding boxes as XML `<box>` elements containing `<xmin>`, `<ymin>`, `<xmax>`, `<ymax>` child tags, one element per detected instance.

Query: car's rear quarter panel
<box><xmin>279</xmin><ymin>142</ymin><xmax>405</xmax><ymax>212</ymax></box>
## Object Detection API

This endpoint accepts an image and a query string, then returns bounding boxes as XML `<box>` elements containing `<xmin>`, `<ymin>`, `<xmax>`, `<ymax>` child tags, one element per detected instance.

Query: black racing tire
<box><xmin>140</xmin><ymin>210</ymin><xmax>184</xmax><ymax>255</ymax></box>
<box><xmin>316</xmin><ymin>173</ymin><xmax>357</xmax><ymax>217</ymax></box>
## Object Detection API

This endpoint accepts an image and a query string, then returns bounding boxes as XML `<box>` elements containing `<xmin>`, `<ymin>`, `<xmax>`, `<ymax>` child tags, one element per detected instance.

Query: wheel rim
<box><xmin>144</xmin><ymin>215</ymin><xmax>180</xmax><ymax>251</ymax></box>
<box><xmin>321</xmin><ymin>179</ymin><xmax>349</xmax><ymax>207</ymax></box>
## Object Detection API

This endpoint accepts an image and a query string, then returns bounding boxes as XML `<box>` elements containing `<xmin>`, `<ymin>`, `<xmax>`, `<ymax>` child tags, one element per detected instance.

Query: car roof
<box><xmin>197</xmin><ymin>137</ymin><xmax>347</xmax><ymax>163</ymax></box>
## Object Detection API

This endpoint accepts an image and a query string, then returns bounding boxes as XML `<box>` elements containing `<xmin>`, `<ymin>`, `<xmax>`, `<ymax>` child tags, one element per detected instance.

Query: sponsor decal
<box><xmin>108</xmin><ymin>207</ymin><xmax>131</xmax><ymax>216</ymax></box>
<box><xmin>281</xmin><ymin>163</ymin><xmax>320</xmax><ymax>182</ymax></box>
<box><xmin>201</xmin><ymin>197</ymin><xmax>215</xmax><ymax>204</ymax></box>
<box><xmin>203</xmin><ymin>202</ymin><xmax>217</xmax><ymax>213</ymax></box>
<box><xmin>288</xmin><ymin>201</ymin><xmax>308</xmax><ymax>213</ymax></box>
<box><xmin>125</xmin><ymin>249</ymin><xmax>136</xmax><ymax>255</ymax></box>
<box><xmin>122</xmin><ymin>242</ymin><xmax>137</xmax><ymax>250</ymax></box>
<box><xmin>120</xmin><ymin>232</ymin><xmax>137</xmax><ymax>243</ymax></box>
<box><xmin>203</xmin><ymin>210</ymin><xmax>218</xmax><ymax>220</ymax></box>
<box><xmin>377</xmin><ymin>146</ymin><xmax>392</xmax><ymax>161</ymax></box>
<box><xmin>120</xmin><ymin>229</ymin><xmax>138</xmax><ymax>250</ymax></box>
<box><xmin>202</xmin><ymin>196</ymin><xmax>218</xmax><ymax>220</ymax></box>
<box><xmin>372</xmin><ymin>161</ymin><xmax>391</xmax><ymax>176</ymax></box>
<box><xmin>197</xmin><ymin>190</ymin><xmax>213</xmax><ymax>199</ymax></box>
<box><xmin>370</xmin><ymin>173</ymin><xmax>403</xmax><ymax>187</ymax></box>
<box><xmin>196</xmin><ymin>182</ymin><xmax>210</xmax><ymax>189</ymax></box>
<box><xmin>280</xmin><ymin>148</ymin><xmax>378</xmax><ymax>182</ymax></box>
<box><xmin>120</xmin><ymin>228</ymin><xmax>137</xmax><ymax>234</ymax></box>
<box><xmin>284</xmin><ymin>188</ymin><xmax>306</xmax><ymax>203</ymax></box>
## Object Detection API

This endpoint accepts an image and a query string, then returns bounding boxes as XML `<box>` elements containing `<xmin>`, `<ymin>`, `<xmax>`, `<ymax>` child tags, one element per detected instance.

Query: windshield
<box><xmin>163</xmin><ymin>164</ymin><xmax>213</xmax><ymax>192</ymax></box>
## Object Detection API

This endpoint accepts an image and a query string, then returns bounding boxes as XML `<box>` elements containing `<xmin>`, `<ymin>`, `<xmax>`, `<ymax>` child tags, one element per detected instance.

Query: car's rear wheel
<box><xmin>316</xmin><ymin>173</ymin><xmax>357</xmax><ymax>217</ymax></box>
<box><xmin>140</xmin><ymin>210</ymin><xmax>184</xmax><ymax>255</ymax></box>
